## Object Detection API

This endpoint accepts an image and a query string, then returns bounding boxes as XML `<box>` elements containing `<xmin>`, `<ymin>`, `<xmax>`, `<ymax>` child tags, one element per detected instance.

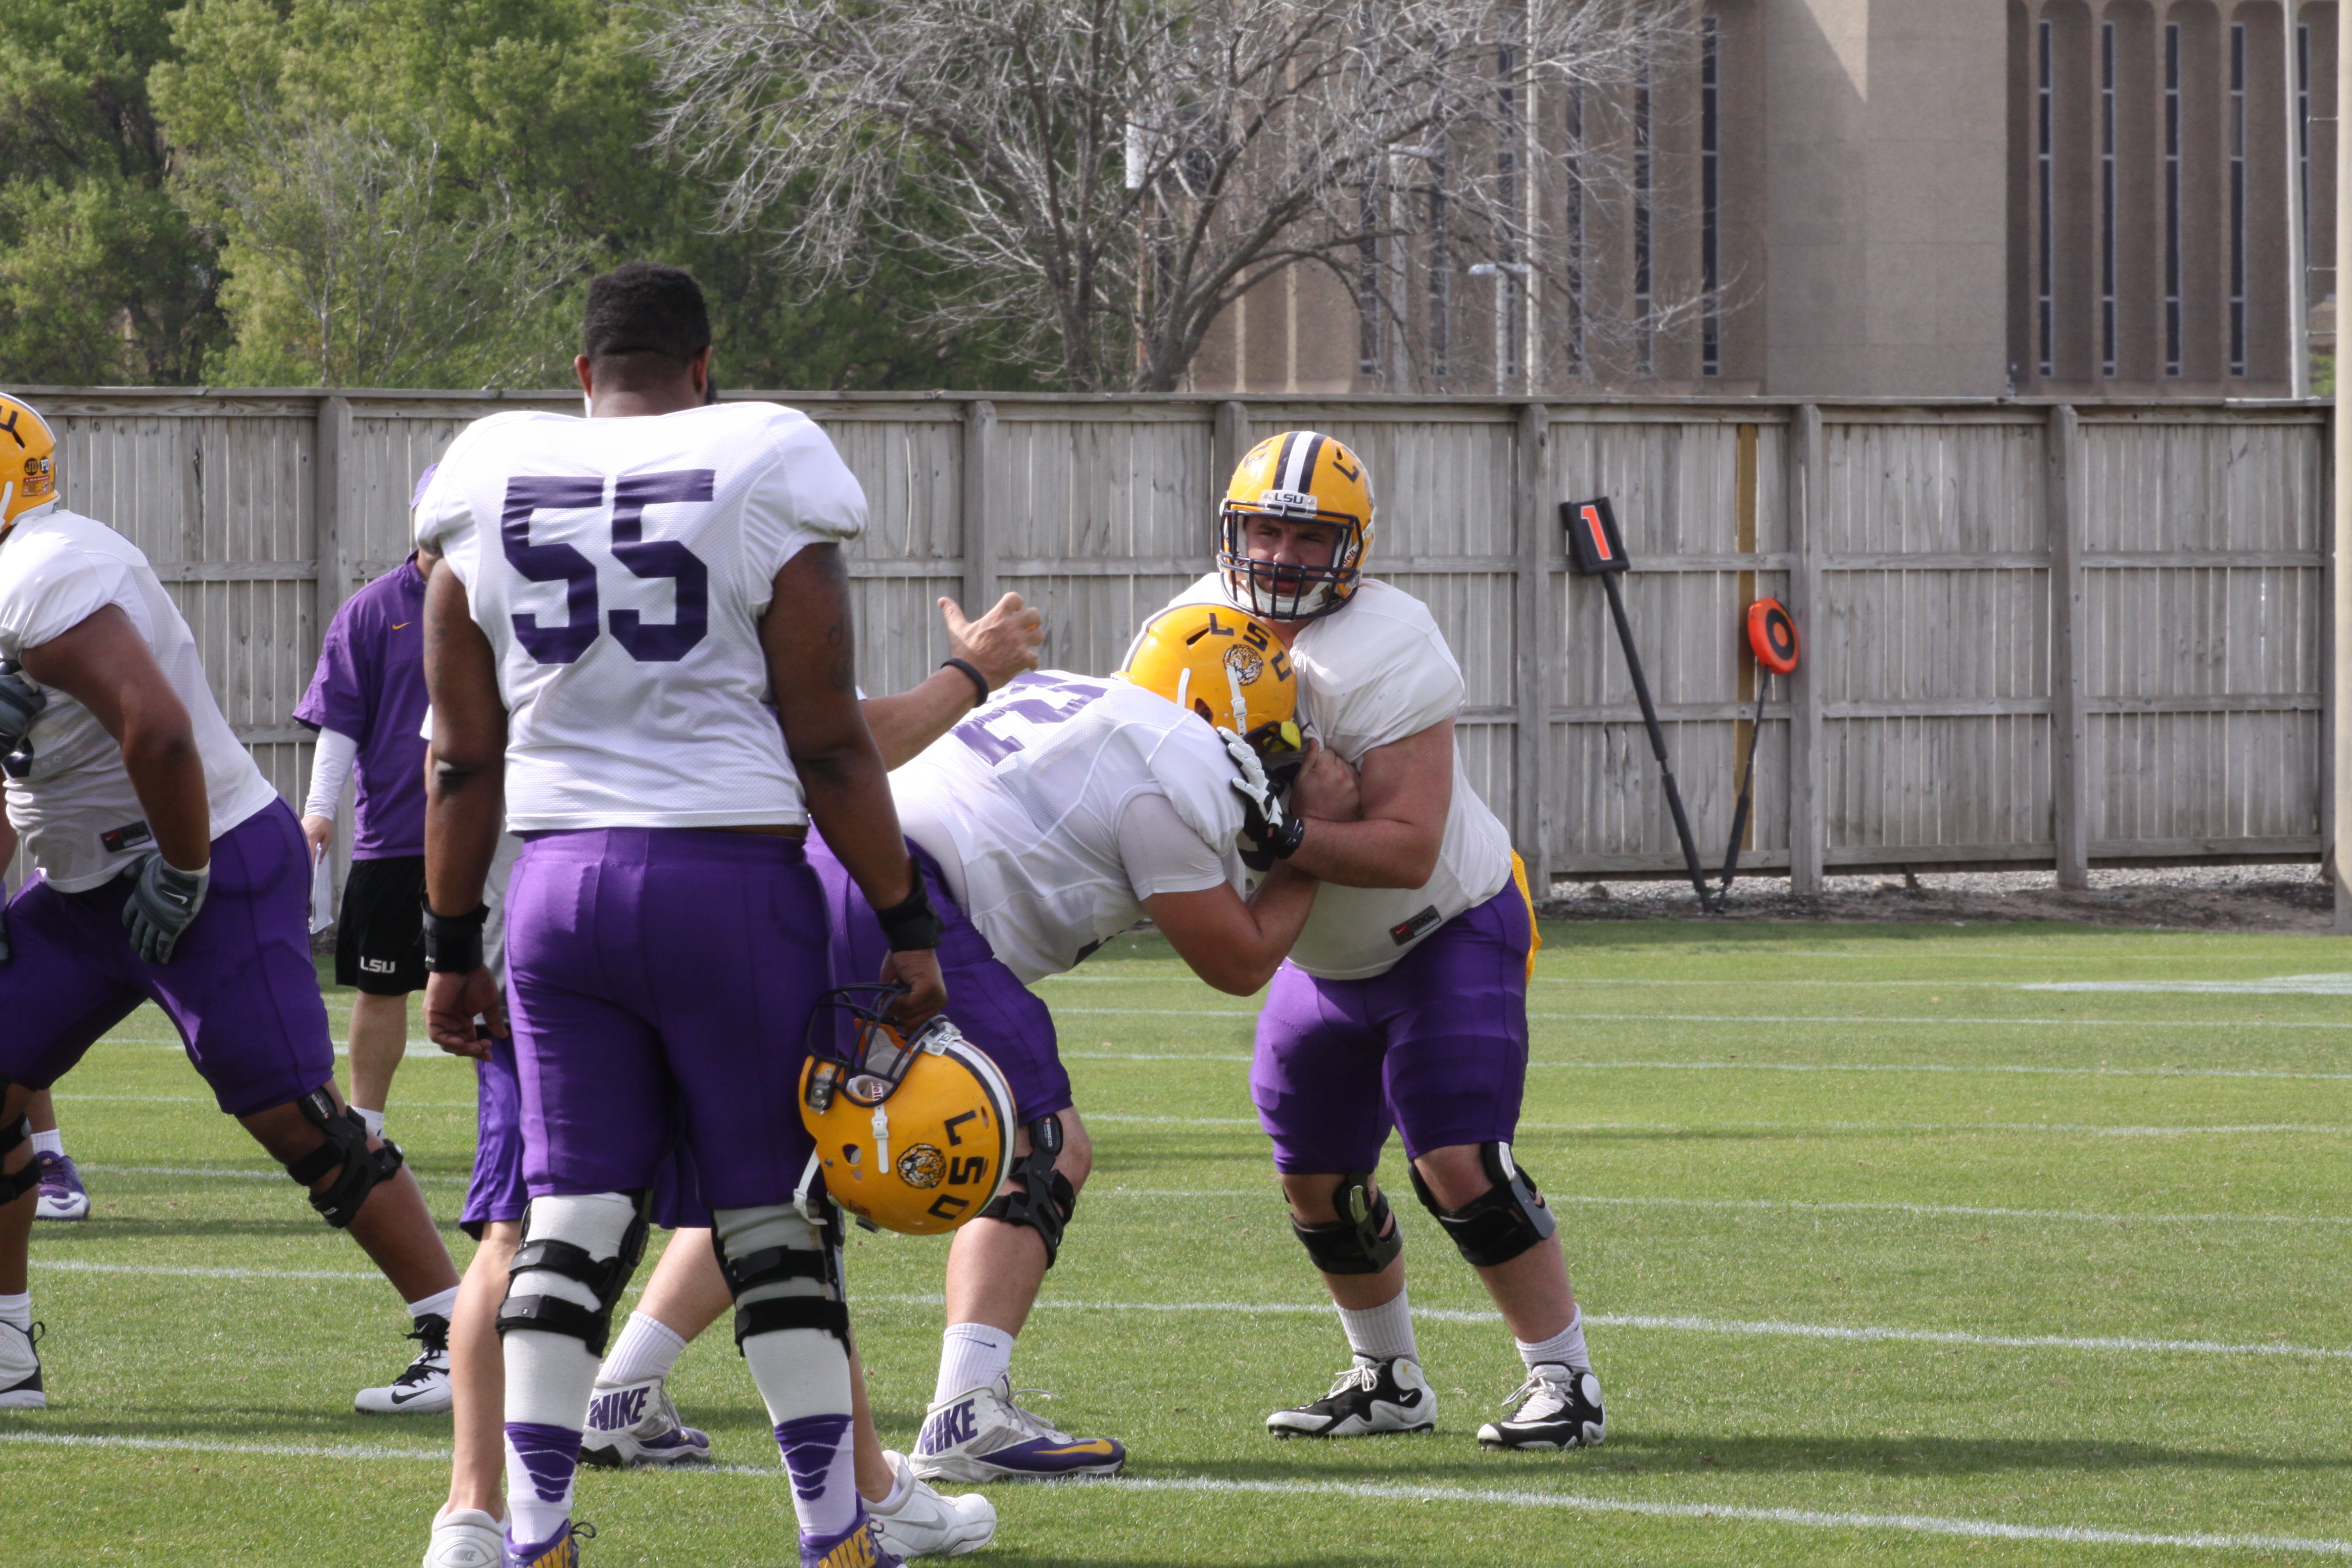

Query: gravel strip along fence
<box><xmin>1538</xmin><ymin>864</ymin><xmax>2334</xmax><ymax>932</ymax></box>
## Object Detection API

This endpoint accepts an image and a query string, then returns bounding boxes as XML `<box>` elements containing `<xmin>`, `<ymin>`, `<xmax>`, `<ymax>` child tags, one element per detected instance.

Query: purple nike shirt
<box><xmin>293</xmin><ymin>556</ymin><xmax>430</xmax><ymax>860</ymax></box>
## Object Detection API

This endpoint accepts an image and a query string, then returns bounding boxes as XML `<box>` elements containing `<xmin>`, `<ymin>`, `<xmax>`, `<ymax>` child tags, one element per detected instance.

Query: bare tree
<box><xmin>648</xmin><ymin>0</ymin><xmax>1700</xmax><ymax>392</ymax></box>
<box><xmin>182</xmin><ymin>105</ymin><xmax>592</xmax><ymax>387</ymax></box>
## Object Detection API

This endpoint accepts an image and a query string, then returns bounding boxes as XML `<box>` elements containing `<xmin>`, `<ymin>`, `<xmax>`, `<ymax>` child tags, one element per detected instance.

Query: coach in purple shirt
<box><xmin>294</xmin><ymin>542</ymin><xmax>435</xmax><ymax>1139</ymax></box>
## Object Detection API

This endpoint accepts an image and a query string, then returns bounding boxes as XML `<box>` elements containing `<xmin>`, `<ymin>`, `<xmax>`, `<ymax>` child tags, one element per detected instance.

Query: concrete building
<box><xmin>1186</xmin><ymin>0</ymin><xmax>2335</xmax><ymax>399</ymax></box>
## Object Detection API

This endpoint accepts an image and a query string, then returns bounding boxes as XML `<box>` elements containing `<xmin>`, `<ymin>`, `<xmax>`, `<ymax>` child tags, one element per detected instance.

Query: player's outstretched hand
<box><xmin>425</xmin><ymin>966</ymin><xmax>505</xmax><ymax>1059</ymax></box>
<box><xmin>1290</xmin><ymin>738</ymin><xmax>1363</xmax><ymax>823</ymax></box>
<box><xmin>941</xmin><ymin>592</ymin><xmax>1043</xmax><ymax>691</ymax></box>
<box><xmin>122</xmin><ymin>853</ymin><xmax>210</xmax><ymax>964</ymax></box>
<box><xmin>879</xmin><ymin>946</ymin><xmax>948</xmax><ymax>1029</ymax></box>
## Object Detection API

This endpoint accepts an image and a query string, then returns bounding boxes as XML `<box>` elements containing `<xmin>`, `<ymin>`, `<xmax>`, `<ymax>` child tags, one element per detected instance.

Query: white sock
<box><xmin>503</xmin><ymin>1193</ymin><xmax>639</xmax><ymax>1547</ymax></box>
<box><xmin>715</xmin><ymin>1206</ymin><xmax>858</xmax><ymax>1542</ymax></box>
<box><xmin>871</xmin><ymin>1455</ymin><xmax>913</xmax><ymax>1513</ymax></box>
<box><xmin>1516</xmin><ymin>1308</ymin><xmax>1591</xmax><ymax>1373</ymax></box>
<box><xmin>28</xmin><ymin>1129</ymin><xmax>62</xmax><ymax>1158</ymax></box>
<box><xmin>0</xmin><ymin>1292</ymin><xmax>29</xmax><ymax>1331</ymax></box>
<box><xmin>1337</xmin><ymin>1287</ymin><xmax>1419</xmax><ymax>1364</ymax></box>
<box><xmin>406</xmin><ymin>1285</ymin><xmax>460</xmax><ymax>1325</ymax></box>
<box><xmin>932</xmin><ymin>1321</ymin><xmax>1016</xmax><ymax>1407</ymax></box>
<box><xmin>598</xmin><ymin>1311</ymin><xmax>688</xmax><ymax>1388</ymax></box>
<box><xmin>353</xmin><ymin>1106</ymin><xmax>386</xmax><ymax>1138</ymax></box>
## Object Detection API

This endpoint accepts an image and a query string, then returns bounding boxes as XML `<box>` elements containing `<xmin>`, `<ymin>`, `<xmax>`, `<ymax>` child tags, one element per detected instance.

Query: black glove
<box><xmin>122</xmin><ymin>852</ymin><xmax>210</xmax><ymax>964</ymax></box>
<box><xmin>0</xmin><ymin>658</ymin><xmax>45</xmax><ymax>778</ymax></box>
<box><xmin>1222</xmin><ymin>728</ymin><xmax>1306</xmax><ymax>873</ymax></box>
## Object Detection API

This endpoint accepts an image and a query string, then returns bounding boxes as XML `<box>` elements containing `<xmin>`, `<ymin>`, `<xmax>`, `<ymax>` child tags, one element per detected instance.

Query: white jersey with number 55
<box><xmin>413</xmin><ymin>402</ymin><xmax>865</xmax><ymax>831</ymax></box>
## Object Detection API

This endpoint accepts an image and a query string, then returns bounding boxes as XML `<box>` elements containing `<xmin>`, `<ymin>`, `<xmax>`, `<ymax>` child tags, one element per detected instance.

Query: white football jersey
<box><xmin>413</xmin><ymin>403</ymin><xmax>865</xmax><ymax>831</ymax></box>
<box><xmin>889</xmin><ymin>672</ymin><xmax>1249</xmax><ymax>985</ymax></box>
<box><xmin>1144</xmin><ymin>575</ymin><xmax>1515</xmax><ymax>980</ymax></box>
<box><xmin>0</xmin><ymin>506</ymin><xmax>279</xmax><ymax>890</ymax></box>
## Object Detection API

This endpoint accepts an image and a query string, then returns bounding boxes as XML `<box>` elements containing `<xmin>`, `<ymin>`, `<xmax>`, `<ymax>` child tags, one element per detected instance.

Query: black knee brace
<box><xmin>1408</xmin><ymin>1142</ymin><xmax>1557</xmax><ymax>1268</ymax></box>
<box><xmin>496</xmin><ymin>1190</ymin><xmax>652</xmax><ymax>1356</ymax></box>
<box><xmin>0</xmin><ymin>1111</ymin><xmax>36</xmax><ymax>1205</ymax></box>
<box><xmin>978</xmin><ymin>1114</ymin><xmax>1078</xmax><ymax>1267</ymax></box>
<box><xmin>714</xmin><ymin>1225</ymin><xmax>849</xmax><ymax>1350</ymax></box>
<box><xmin>1290</xmin><ymin>1173</ymin><xmax>1402</xmax><ymax>1275</ymax></box>
<box><xmin>282</xmin><ymin>1088</ymin><xmax>405</xmax><ymax>1228</ymax></box>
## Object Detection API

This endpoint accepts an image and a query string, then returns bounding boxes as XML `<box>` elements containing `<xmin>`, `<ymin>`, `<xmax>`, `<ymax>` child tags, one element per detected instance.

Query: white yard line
<box><xmin>1530</xmin><ymin>1012</ymin><xmax>2352</xmax><ymax>1031</ymax></box>
<box><xmin>1085</xmin><ymin>1188</ymin><xmax>2352</xmax><ymax>1227</ymax></box>
<box><xmin>1084</xmin><ymin>1111</ymin><xmax>2352</xmax><ymax>1136</ymax></box>
<box><xmin>1067</xmin><ymin>1050</ymin><xmax>2352</xmax><ymax>1079</ymax></box>
<box><xmin>1</xmin><ymin>1432</ymin><xmax>2339</xmax><ymax>1555</ymax></box>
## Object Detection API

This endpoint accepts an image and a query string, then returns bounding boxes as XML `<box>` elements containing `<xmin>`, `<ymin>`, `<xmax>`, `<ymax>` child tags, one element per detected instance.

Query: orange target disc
<box><xmin>1747</xmin><ymin>598</ymin><xmax>1800</xmax><ymax>674</ymax></box>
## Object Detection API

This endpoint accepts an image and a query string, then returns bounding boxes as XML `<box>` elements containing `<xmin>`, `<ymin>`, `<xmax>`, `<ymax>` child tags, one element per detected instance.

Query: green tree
<box><xmin>0</xmin><ymin>0</ymin><xmax>224</xmax><ymax>384</ymax></box>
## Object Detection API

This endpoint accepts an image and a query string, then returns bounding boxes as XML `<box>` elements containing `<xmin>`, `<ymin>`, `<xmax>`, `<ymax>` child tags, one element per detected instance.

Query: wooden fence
<box><xmin>17</xmin><ymin>388</ymin><xmax>2333</xmax><ymax>894</ymax></box>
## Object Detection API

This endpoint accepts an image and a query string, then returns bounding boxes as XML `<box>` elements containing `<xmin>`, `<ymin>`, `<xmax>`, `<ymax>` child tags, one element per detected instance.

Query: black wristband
<box><xmin>940</xmin><ymin>657</ymin><xmax>991</xmax><ymax>707</ymax></box>
<box><xmin>875</xmin><ymin>876</ymin><xmax>945</xmax><ymax>952</ymax></box>
<box><xmin>1266</xmin><ymin>813</ymin><xmax>1306</xmax><ymax>861</ymax></box>
<box><xmin>423</xmin><ymin>902</ymin><xmax>489</xmax><ymax>974</ymax></box>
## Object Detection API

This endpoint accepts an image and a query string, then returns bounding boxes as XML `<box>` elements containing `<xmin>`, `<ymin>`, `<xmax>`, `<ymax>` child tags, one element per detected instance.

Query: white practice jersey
<box><xmin>413</xmin><ymin>402</ymin><xmax>865</xmax><ymax>831</ymax></box>
<box><xmin>890</xmin><ymin>672</ymin><xmax>1249</xmax><ymax>985</ymax></box>
<box><xmin>1145</xmin><ymin>574</ymin><xmax>1514</xmax><ymax>980</ymax></box>
<box><xmin>0</xmin><ymin>506</ymin><xmax>279</xmax><ymax>890</ymax></box>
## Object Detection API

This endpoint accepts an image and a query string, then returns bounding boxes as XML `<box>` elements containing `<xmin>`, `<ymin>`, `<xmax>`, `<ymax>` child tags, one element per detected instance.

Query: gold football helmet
<box><xmin>1217</xmin><ymin>430</ymin><xmax>1375</xmax><ymax>621</ymax></box>
<box><xmin>800</xmin><ymin>987</ymin><xmax>1016</xmax><ymax>1236</ymax></box>
<box><xmin>1121</xmin><ymin>602</ymin><xmax>1304</xmax><ymax>782</ymax></box>
<box><xmin>0</xmin><ymin>394</ymin><xmax>58</xmax><ymax>532</ymax></box>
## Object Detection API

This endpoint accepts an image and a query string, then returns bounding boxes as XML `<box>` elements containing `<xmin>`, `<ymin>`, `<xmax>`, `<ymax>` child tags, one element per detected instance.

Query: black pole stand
<box><xmin>1564</xmin><ymin>498</ymin><xmax>1715</xmax><ymax>913</ymax></box>
<box><xmin>1719</xmin><ymin>669</ymin><xmax>1769</xmax><ymax>895</ymax></box>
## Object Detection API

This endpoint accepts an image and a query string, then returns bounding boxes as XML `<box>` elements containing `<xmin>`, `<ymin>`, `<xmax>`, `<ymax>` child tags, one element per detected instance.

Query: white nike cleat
<box><xmin>0</xmin><ymin>1319</ymin><xmax>46</xmax><ymax>1409</ymax></box>
<box><xmin>421</xmin><ymin>1505</ymin><xmax>505</xmax><ymax>1568</ymax></box>
<box><xmin>1267</xmin><ymin>1355</ymin><xmax>1436</xmax><ymax>1438</ymax></box>
<box><xmin>580</xmin><ymin>1375</ymin><xmax>710</xmax><ymax>1468</ymax></box>
<box><xmin>355</xmin><ymin>1314</ymin><xmax>451</xmax><ymax>1414</ymax></box>
<box><xmin>870</xmin><ymin>1449</ymin><xmax>997</xmax><ymax>1558</ymax></box>
<box><xmin>1478</xmin><ymin>1362</ymin><xmax>1605</xmax><ymax>1451</ymax></box>
<box><xmin>909</xmin><ymin>1375</ymin><xmax>1126</xmax><ymax>1481</ymax></box>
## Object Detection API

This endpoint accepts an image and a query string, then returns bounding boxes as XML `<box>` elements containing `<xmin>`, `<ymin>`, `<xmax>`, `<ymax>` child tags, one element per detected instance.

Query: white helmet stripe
<box><xmin>1282</xmin><ymin>432</ymin><xmax>1322</xmax><ymax>496</ymax></box>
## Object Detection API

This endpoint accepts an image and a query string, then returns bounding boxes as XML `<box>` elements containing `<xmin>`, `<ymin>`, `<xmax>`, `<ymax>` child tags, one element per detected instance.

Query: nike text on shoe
<box><xmin>33</xmin><ymin>1152</ymin><xmax>89</xmax><ymax>1222</ymax></box>
<box><xmin>907</xmin><ymin>1375</ymin><xmax>1126</xmax><ymax>1482</ymax></box>
<box><xmin>422</xmin><ymin>1506</ymin><xmax>505</xmax><ymax>1568</ymax></box>
<box><xmin>803</xmin><ymin>1510</ymin><xmax>903</xmax><ymax>1568</ymax></box>
<box><xmin>506</xmin><ymin>1520</ymin><xmax>593</xmax><ymax>1568</ymax></box>
<box><xmin>1477</xmin><ymin>1362</ymin><xmax>1606</xmax><ymax>1451</ymax></box>
<box><xmin>0</xmin><ymin>1320</ymin><xmax>45</xmax><ymax>1410</ymax></box>
<box><xmin>1267</xmin><ymin>1355</ymin><xmax>1436</xmax><ymax>1438</ymax></box>
<box><xmin>869</xmin><ymin>1449</ymin><xmax>997</xmax><ymax>1558</ymax></box>
<box><xmin>580</xmin><ymin>1376</ymin><xmax>710</xmax><ymax>1468</ymax></box>
<box><xmin>356</xmin><ymin>1313</ymin><xmax>452</xmax><ymax>1414</ymax></box>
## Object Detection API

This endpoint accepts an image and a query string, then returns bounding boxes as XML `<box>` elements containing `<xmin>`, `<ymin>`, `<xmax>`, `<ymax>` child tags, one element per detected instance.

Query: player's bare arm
<box><xmin>1283</xmin><ymin>718</ymin><xmax>1451</xmax><ymax>889</ymax></box>
<box><xmin>420</xmin><ymin>565</ymin><xmax>509</xmax><ymax>1055</ymax></box>
<box><xmin>765</xmin><ymin>540</ymin><xmax>947</xmax><ymax>1023</ymax></box>
<box><xmin>1146</xmin><ymin>862</ymin><xmax>1319</xmax><ymax>995</ymax></box>
<box><xmin>861</xmin><ymin>590</ymin><xmax>1042</xmax><ymax>768</ymax></box>
<box><xmin>20</xmin><ymin>605</ymin><xmax>210</xmax><ymax>873</ymax></box>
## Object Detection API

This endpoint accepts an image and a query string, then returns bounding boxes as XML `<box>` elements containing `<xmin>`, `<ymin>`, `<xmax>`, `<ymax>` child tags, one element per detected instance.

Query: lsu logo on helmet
<box><xmin>1217</xmin><ymin>430</ymin><xmax>1374</xmax><ymax>622</ymax></box>
<box><xmin>0</xmin><ymin>393</ymin><xmax>58</xmax><ymax>531</ymax></box>
<box><xmin>1122</xmin><ymin>603</ymin><xmax>1304</xmax><ymax>781</ymax></box>
<box><xmin>801</xmin><ymin>987</ymin><xmax>1016</xmax><ymax>1236</ymax></box>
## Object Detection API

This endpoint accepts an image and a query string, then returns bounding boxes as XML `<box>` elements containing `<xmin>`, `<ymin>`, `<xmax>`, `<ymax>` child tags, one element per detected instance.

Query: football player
<box><xmin>1134</xmin><ymin>431</ymin><xmax>1606</xmax><ymax>1452</ymax></box>
<box><xmin>295</xmin><ymin>498</ymin><xmax>438</xmax><ymax>1148</ymax></box>
<box><xmin>417</xmin><ymin>262</ymin><xmax>945</xmax><ymax>1568</ymax></box>
<box><xmin>569</xmin><ymin>608</ymin><xmax>1333</xmax><ymax>1487</ymax></box>
<box><xmin>0</xmin><ymin>391</ymin><xmax>463</xmax><ymax>1415</ymax></box>
<box><xmin>425</xmin><ymin>584</ymin><xmax>1033</xmax><ymax>1567</ymax></box>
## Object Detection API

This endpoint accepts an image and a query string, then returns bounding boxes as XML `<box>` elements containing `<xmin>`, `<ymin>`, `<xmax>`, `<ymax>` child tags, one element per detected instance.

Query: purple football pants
<box><xmin>500</xmin><ymin>828</ymin><xmax>827</xmax><ymax>1210</ymax></box>
<box><xmin>0</xmin><ymin>800</ymin><xmax>334</xmax><ymax>1116</ymax></box>
<box><xmin>1250</xmin><ymin>880</ymin><xmax>1534</xmax><ymax>1174</ymax></box>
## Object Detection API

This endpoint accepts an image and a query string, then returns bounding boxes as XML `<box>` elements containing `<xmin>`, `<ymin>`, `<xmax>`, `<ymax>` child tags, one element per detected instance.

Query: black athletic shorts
<box><xmin>335</xmin><ymin>854</ymin><xmax>426</xmax><ymax>996</ymax></box>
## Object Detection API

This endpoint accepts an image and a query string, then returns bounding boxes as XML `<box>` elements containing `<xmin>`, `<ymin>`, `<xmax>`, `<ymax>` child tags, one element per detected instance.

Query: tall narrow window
<box><xmin>1497</xmin><ymin>40</ymin><xmax>1521</xmax><ymax>388</ymax></box>
<box><xmin>2165</xmin><ymin>21</ymin><xmax>2183</xmax><ymax>377</ymax></box>
<box><xmin>1633</xmin><ymin>46</ymin><xmax>1654</xmax><ymax>375</ymax></box>
<box><xmin>1702</xmin><ymin>16</ymin><xmax>1721</xmax><ymax>377</ymax></box>
<box><xmin>1358</xmin><ymin>192</ymin><xmax>1380</xmax><ymax>380</ymax></box>
<box><xmin>2229</xmin><ymin>21</ymin><xmax>2247</xmax><ymax>377</ymax></box>
<box><xmin>2101</xmin><ymin>20</ymin><xmax>2118</xmax><ymax>378</ymax></box>
<box><xmin>1563</xmin><ymin>85</ymin><xmax>1587</xmax><ymax>378</ymax></box>
<box><xmin>2038</xmin><ymin>18</ymin><xmax>2055</xmax><ymax>378</ymax></box>
<box><xmin>1428</xmin><ymin>147</ymin><xmax>1451</xmax><ymax>382</ymax></box>
<box><xmin>2299</xmin><ymin>23</ymin><xmax>2313</xmax><ymax>292</ymax></box>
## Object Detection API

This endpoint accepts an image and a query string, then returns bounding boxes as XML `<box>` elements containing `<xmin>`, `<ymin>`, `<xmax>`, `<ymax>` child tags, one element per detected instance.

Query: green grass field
<box><xmin>7</xmin><ymin>918</ymin><xmax>2352</xmax><ymax>1566</ymax></box>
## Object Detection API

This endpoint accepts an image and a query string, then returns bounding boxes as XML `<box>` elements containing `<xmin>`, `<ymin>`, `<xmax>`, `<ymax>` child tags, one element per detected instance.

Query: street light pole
<box><xmin>1469</xmin><ymin>261</ymin><xmax>1531</xmax><ymax>396</ymax></box>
